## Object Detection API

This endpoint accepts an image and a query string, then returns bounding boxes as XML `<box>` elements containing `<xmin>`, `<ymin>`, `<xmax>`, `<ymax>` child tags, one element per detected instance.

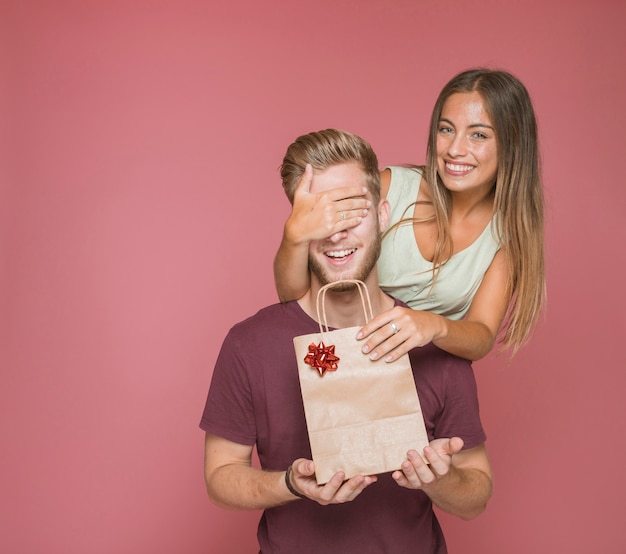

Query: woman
<box><xmin>274</xmin><ymin>68</ymin><xmax>545</xmax><ymax>362</ymax></box>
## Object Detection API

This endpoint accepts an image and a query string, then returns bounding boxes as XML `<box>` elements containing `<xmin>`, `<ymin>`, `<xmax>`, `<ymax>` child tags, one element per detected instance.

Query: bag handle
<box><xmin>315</xmin><ymin>280</ymin><xmax>374</xmax><ymax>337</ymax></box>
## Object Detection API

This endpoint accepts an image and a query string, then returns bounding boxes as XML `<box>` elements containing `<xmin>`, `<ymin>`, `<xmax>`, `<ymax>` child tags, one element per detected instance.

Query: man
<box><xmin>200</xmin><ymin>129</ymin><xmax>492</xmax><ymax>553</ymax></box>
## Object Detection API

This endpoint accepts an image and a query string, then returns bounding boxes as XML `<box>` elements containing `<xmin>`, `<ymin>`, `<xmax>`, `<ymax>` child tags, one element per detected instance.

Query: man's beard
<box><xmin>308</xmin><ymin>233</ymin><xmax>382</xmax><ymax>292</ymax></box>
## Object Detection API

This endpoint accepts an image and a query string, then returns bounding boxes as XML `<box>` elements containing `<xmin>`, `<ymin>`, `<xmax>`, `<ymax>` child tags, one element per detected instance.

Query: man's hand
<box><xmin>392</xmin><ymin>439</ymin><xmax>492</xmax><ymax>520</ymax></box>
<box><xmin>289</xmin><ymin>458</ymin><xmax>377</xmax><ymax>505</ymax></box>
<box><xmin>392</xmin><ymin>437</ymin><xmax>464</xmax><ymax>490</ymax></box>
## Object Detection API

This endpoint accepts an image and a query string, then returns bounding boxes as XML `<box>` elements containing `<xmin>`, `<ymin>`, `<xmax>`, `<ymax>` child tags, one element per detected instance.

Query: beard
<box><xmin>308</xmin><ymin>232</ymin><xmax>382</xmax><ymax>291</ymax></box>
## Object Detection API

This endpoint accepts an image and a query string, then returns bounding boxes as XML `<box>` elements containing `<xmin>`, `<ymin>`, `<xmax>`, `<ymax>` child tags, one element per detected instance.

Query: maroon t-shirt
<box><xmin>200</xmin><ymin>301</ymin><xmax>486</xmax><ymax>554</ymax></box>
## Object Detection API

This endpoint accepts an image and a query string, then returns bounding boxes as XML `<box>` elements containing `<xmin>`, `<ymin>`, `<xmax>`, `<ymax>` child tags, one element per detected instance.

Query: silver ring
<box><xmin>340</xmin><ymin>211</ymin><xmax>345</xmax><ymax>221</ymax></box>
<box><xmin>389</xmin><ymin>321</ymin><xmax>399</xmax><ymax>334</ymax></box>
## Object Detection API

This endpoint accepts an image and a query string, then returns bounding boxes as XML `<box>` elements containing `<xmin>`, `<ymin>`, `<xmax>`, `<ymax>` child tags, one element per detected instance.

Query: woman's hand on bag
<box><xmin>289</xmin><ymin>458</ymin><xmax>377</xmax><ymax>505</ymax></box>
<box><xmin>356</xmin><ymin>306</ymin><xmax>446</xmax><ymax>362</ymax></box>
<box><xmin>392</xmin><ymin>437</ymin><xmax>464</xmax><ymax>490</ymax></box>
<box><xmin>284</xmin><ymin>164</ymin><xmax>371</xmax><ymax>246</ymax></box>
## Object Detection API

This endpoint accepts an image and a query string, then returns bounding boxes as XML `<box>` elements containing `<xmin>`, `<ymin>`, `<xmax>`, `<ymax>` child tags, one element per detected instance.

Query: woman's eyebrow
<box><xmin>439</xmin><ymin>117</ymin><xmax>494</xmax><ymax>130</ymax></box>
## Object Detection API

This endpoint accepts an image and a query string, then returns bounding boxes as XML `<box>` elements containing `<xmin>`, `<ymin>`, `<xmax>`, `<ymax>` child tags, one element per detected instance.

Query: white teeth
<box><xmin>446</xmin><ymin>163</ymin><xmax>474</xmax><ymax>172</ymax></box>
<box><xmin>326</xmin><ymin>248</ymin><xmax>355</xmax><ymax>259</ymax></box>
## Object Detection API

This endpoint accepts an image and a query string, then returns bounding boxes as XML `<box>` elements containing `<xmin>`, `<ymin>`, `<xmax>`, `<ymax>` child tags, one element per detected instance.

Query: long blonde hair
<box><xmin>424</xmin><ymin>68</ymin><xmax>545</xmax><ymax>352</ymax></box>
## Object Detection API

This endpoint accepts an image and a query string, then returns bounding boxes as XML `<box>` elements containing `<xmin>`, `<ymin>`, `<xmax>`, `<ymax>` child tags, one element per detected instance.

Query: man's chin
<box><xmin>312</xmin><ymin>269</ymin><xmax>369</xmax><ymax>291</ymax></box>
<box><xmin>322</xmin><ymin>280</ymin><xmax>360</xmax><ymax>292</ymax></box>
<box><xmin>309</xmin><ymin>247</ymin><xmax>379</xmax><ymax>291</ymax></box>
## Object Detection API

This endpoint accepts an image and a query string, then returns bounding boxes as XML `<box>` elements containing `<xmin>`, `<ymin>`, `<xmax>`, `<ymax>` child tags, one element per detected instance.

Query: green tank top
<box><xmin>377</xmin><ymin>166</ymin><xmax>500</xmax><ymax>320</ymax></box>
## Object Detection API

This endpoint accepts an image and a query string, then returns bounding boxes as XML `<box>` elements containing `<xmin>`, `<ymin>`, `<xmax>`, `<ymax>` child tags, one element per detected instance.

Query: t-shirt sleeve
<box><xmin>199</xmin><ymin>327</ymin><xmax>257</xmax><ymax>446</ymax></box>
<box><xmin>432</xmin><ymin>356</ymin><xmax>486</xmax><ymax>450</ymax></box>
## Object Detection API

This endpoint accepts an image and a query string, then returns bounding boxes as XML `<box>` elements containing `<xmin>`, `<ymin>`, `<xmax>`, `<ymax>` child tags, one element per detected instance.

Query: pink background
<box><xmin>3</xmin><ymin>0</ymin><xmax>625</xmax><ymax>552</ymax></box>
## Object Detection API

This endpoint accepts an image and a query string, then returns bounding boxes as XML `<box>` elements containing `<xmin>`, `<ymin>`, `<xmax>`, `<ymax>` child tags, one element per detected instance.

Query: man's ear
<box><xmin>377</xmin><ymin>198</ymin><xmax>390</xmax><ymax>232</ymax></box>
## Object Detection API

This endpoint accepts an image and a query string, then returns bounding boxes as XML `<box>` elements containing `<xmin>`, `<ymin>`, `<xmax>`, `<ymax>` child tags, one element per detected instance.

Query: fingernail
<box><xmin>361</xmin><ymin>344</ymin><xmax>369</xmax><ymax>353</ymax></box>
<box><xmin>369</xmin><ymin>352</ymin><xmax>378</xmax><ymax>360</ymax></box>
<box><xmin>356</xmin><ymin>331</ymin><xmax>363</xmax><ymax>339</ymax></box>
<box><xmin>385</xmin><ymin>355</ymin><xmax>393</xmax><ymax>363</ymax></box>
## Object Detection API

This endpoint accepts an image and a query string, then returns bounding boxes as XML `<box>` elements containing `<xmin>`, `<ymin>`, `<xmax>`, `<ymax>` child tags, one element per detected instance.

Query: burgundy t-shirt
<box><xmin>200</xmin><ymin>301</ymin><xmax>486</xmax><ymax>554</ymax></box>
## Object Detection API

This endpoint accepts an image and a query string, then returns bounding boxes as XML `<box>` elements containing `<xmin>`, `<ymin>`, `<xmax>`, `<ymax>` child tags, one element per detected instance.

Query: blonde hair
<box><xmin>280</xmin><ymin>129</ymin><xmax>381</xmax><ymax>204</ymax></box>
<box><xmin>424</xmin><ymin>68</ymin><xmax>545</xmax><ymax>352</ymax></box>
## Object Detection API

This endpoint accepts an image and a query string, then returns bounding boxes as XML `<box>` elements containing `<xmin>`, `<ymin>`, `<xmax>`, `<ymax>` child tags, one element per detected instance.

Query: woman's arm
<box><xmin>433</xmin><ymin>249</ymin><xmax>510</xmax><ymax>358</ymax></box>
<box><xmin>274</xmin><ymin>164</ymin><xmax>371</xmax><ymax>302</ymax></box>
<box><xmin>358</xmin><ymin>250</ymin><xmax>511</xmax><ymax>361</ymax></box>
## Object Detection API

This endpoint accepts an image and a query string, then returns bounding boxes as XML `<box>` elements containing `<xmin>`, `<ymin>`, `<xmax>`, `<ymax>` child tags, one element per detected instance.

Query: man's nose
<box><xmin>327</xmin><ymin>230</ymin><xmax>348</xmax><ymax>243</ymax></box>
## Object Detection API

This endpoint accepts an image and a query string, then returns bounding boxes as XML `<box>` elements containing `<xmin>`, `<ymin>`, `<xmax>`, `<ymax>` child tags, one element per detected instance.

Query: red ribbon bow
<box><xmin>304</xmin><ymin>341</ymin><xmax>340</xmax><ymax>376</ymax></box>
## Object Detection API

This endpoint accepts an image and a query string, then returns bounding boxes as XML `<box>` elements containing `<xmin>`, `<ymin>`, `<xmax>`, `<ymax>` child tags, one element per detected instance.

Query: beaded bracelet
<box><xmin>284</xmin><ymin>465</ymin><xmax>306</xmax><ymax>499</ymax></box>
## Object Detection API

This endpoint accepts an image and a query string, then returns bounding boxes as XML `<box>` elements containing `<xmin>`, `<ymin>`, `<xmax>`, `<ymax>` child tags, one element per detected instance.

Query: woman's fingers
<box><xmin>290</xmin><ymin>182</ymin><xmax>370</xmax><ymax>240</ymax></box>
<box><xmin>356</xmin><ymin>308</ymin><xmax>435</xmax><ymax>362</ymax></box>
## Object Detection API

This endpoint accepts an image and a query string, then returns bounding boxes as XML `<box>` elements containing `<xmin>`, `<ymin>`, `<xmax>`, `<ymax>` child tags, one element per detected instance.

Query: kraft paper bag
<box><xmin>293</xmin><ymin>280</ymin><xmax>429</xmax><ymax>484</ymax></box>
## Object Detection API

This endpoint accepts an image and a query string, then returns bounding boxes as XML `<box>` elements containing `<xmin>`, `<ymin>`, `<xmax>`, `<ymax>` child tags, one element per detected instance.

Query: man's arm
<box><xmin>204</xmin><ymin>433</ymin><xmax>377</xmax><ymax>510</ymax></box>
<box><xmin>392</xmin><ymin>438</ymin><xmax>492</xmax><ymax>520</ymax></box>
<box><xmin>204</xmin><ymin>433</ymin><xmax>294</xmax><ymax>510</ymax></box>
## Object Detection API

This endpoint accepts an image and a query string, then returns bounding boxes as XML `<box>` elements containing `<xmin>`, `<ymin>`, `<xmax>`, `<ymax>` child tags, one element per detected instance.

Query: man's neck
<box><xmin>297</xmin><ymin>274</ymin><xmax>394</xmax><ymax>329</ymax></box>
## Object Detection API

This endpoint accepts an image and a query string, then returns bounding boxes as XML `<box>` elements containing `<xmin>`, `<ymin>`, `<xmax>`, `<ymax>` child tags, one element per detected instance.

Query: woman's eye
<box><xmin>472</xmin><ymin>132</ymin><xmax>488</xmax><ymax>139</ymax></box>
<box><xmin>438</xmin><ymin>126</ymin><xmax>453</xmax><ymax>134</ymax></box>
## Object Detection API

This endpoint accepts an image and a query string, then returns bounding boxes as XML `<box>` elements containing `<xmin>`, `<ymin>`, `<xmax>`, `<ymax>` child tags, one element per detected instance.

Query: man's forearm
<box><xmin>424</xmin><ymin>465</ymin><xmax>492</xmax><ymax>520</ymax></box>
<box><xmin>205</xmin><ymin>464</ymin><xmax>296</xmax><ymax>510</ymax></box>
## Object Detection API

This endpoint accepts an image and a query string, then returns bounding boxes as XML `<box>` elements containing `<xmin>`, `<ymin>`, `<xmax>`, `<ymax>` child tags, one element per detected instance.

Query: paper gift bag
<box><xmin>293</xmin><ymin>280</ymin><xmax>429</xmax><ymax>484</ymax></box>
